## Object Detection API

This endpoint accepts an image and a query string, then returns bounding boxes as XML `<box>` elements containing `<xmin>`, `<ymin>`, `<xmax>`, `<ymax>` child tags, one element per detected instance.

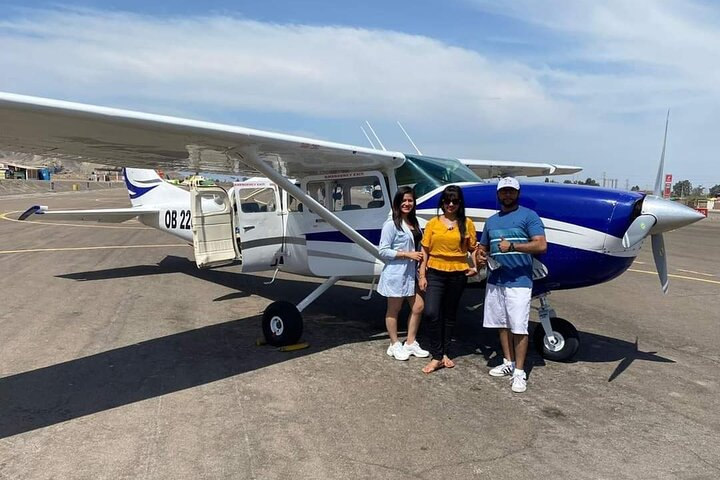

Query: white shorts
<box><xmin>483</xmin><ymin>283</ymin><xmax>532</xmax><ymax>335</ymax></box>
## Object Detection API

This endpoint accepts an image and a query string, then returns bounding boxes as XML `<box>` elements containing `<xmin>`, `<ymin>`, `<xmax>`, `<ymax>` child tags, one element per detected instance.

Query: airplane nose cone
<box><xmin>643</xmin><ymin>195</ymin><xmax>705</xmax><ymax>234</ymax></box>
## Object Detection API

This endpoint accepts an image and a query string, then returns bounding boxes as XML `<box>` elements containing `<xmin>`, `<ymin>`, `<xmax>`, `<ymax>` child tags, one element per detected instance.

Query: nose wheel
<box><xmin>533</xmin><ymin>294</ymin><xmax>580</xmax><ymax>362</ymax></box>
<box><xmin>533</xmin><ymin>316</ymin><xmax>579</xmax><ymax>361</ymax></box>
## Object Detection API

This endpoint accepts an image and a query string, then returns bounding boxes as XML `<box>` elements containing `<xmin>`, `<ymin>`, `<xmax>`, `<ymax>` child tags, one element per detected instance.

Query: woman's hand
<box><xmin>404</xmin><ymin>251</ymin><xmax>423</xmax><ymax>262</ymax></box>
<box><xmin>418</xmin><ymin>276</ymin><xmax>428</xmax><ymax>292</ymax></box>
<box><xmin>465</xmin><ymin>267</ymin><xmax>478</xmax><ymax>277</ymax></box>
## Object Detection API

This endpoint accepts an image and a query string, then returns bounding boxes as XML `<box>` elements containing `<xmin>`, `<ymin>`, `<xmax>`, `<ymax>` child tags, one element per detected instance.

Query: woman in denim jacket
<box><xmin>378</xmin><ymin>186</ymin><xmax>429</xmax><ymax>360</ymax></box>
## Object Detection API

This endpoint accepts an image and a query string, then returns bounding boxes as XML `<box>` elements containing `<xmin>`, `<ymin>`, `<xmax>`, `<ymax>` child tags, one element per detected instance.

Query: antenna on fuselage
<box><xmin>397</xmin><ymin>121</ymin><xmax>422</xmax><ymax>155</ymax></box>
<box><xmin>365</xmin><ymin>121</ymin><xmax>386</xmax><ymax>151</ymax></box>
<box><xmin>360</xmin><ymin>125</ymin><xmax>377</xmax><ymax>149</ymax></box>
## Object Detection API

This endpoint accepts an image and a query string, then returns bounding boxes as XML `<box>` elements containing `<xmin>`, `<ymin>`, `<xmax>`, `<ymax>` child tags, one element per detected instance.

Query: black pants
<box><xmin>423</xmin><ymin>268</ymin><xmax>467</xmax><ymax>360</ymax></box>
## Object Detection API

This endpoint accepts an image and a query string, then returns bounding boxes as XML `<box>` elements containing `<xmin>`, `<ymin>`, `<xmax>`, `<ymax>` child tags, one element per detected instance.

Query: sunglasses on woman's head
<box><xmin>443</xmin><ymin>198</ymin><xmax>460</xmax><ymax>205</ymax></box>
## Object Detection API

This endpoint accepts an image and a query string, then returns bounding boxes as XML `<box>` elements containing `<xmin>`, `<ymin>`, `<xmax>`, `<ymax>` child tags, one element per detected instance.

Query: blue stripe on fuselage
<box><xmin>305</xmin><ymin>226</ymin><xmax>634</xmax><ymax>293</ymax></box>
<box><xmin>306</xmin><ymin>228</ymin><xmax>382</xmax><ymax>245</ymax></box>
<box><xmin>418</xmin><ymin>183</ymin><xmax>643</xmax><ymax>238</ymax></box>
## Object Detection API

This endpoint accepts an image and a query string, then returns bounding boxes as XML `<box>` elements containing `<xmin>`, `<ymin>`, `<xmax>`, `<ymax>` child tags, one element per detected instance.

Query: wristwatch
<box><xmin>509</xmin><ymin>243</ymin><xmax>515</xmax><ymax>252</ymax></box>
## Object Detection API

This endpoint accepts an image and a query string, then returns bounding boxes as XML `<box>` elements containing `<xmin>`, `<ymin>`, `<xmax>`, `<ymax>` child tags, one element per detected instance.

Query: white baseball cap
<box><xmin>497</xmin><ymin>177</ymin><xmax>520</xmax><ymax>191</ymax></box>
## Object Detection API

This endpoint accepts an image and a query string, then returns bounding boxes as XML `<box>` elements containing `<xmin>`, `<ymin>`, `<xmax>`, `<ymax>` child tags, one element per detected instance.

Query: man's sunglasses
<box><xmin>443</xmin><ymin>198</ymin><xmax>460</xmax><ymax>205</ymax></box>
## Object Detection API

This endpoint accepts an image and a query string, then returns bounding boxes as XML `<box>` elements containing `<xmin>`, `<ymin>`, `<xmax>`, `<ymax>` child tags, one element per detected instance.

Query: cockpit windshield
<box><xmin>395</xmin><ymin>154</ymin><xmax>482</xmax><ymax>198</ymax></box>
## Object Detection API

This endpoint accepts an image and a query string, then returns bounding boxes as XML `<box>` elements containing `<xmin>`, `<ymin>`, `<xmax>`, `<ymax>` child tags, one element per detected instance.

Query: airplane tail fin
<box><xmin>123</xmin><ymin>168</ymin><xmax>188</xmax><ymax>207</ymax></box>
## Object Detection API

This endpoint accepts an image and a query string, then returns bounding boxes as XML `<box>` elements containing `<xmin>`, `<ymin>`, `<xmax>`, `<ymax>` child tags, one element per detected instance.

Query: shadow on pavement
<box><xmin>0</xmin><ymin>256</ymin><xmax>674</xmax><ymax>438</ymax></box>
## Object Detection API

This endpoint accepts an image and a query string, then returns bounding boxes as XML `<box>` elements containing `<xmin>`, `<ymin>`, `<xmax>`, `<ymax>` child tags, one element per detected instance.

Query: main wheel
<box><xmin>533</xmin><ymin>317</ymin><xmax>580</xmax><ymax>362</ymax></box>
<box><xmin>262</xmin><ymin>301</ymin><xmax>303</xmax><ymax>347</ymax></box>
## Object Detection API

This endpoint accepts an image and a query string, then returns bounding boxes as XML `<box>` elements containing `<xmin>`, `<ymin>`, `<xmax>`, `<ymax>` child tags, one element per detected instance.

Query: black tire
<box><xmin>533</xmin><ymin>317</ymin><xmax>580</xmax><ymax>362</ymax></box>
<box><xmin>262</xmin><ymin>301</ymin><xmax>303</xmax><ymax>347</ymax></box>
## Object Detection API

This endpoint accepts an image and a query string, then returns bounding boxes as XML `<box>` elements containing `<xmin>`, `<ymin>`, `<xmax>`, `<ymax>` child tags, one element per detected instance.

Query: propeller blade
<box><xmin>653</xmin><ymin>110</ymin><xmax>670</xmax><ymax>197</ymax></box>
<box><xmin>652</xmin><ymin>234</ymin><xmax>669</xmax><ymax>294</ymax></box>
<box><xmin>622</xmin><ymin>214</ymin><xmax>657</xmax><ymax>248</ymax></box>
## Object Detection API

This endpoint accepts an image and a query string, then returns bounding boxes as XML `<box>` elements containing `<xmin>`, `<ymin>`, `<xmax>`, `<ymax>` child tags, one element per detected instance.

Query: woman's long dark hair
<box><xmin>437</xmin><ymin>185</ymin><xmax>467</xmax><ymax>249</ymax></box>
<box><xmin>392</xmin><ymin>186</ymin><xmax>420</xmax><ymax>232</ymax></box>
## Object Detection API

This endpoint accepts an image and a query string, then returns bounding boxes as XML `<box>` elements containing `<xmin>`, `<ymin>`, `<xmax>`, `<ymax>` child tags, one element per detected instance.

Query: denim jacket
<box><xmin>377</xmin><ymin>219</ymin><xmax>418</xmax><ymax>297</ymax></box>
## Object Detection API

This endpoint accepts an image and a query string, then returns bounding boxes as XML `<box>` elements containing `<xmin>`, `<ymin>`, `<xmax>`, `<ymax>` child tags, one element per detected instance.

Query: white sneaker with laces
<box><xmin>489</xmin><ymin>361</ymin><xmax>514</xmax><ymax>377</ymax></box>
<box><xmin>511</xmin><ymin>372</ymin><xmax>527</xmax><ymax>393</ymax></box>
<box><xmin>403</xmin><ymin>341</ymin><xmax>430</xmax><ymax>358</ymax></box>
<box><xmin>388</xmin><ymin>341</ymin><xmax>410</xmax><ymax>361</ymax></box>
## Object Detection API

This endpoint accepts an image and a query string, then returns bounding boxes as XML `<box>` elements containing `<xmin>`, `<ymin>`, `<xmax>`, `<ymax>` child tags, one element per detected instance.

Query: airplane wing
<box><xmin>459</xmin><ymin>159</ymin><xmax>582</xmax><ymax>178</ymax></box>
<box><xmin>19</xmin><ymin>205</ymin><xmax>158</xmax><ymax>223</ymax></box>
<box><xmin>0</xmin><ymin>92</ymin><xmax>405</xmax><ymax>178</ymax></box>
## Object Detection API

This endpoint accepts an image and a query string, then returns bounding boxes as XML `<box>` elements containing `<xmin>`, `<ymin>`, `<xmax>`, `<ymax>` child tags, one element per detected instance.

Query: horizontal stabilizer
<box><xmin>19</xmin><ymin>205</ymin><xmax>158</xmax><ymax>223</ymax></box>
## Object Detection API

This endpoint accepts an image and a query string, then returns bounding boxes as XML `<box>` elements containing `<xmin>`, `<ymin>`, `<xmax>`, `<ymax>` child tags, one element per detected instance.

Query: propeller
<box><xmin>652</xmin><ymin>234</ymin><xmax>668</xmax><ymax>294</ymax></box>
<box><xmin>621</xmin><ymin>110</ymin><xmax>689</xmax><ymax>294</ymax></box>
<box><xmin>649</xmin><ymin>110</ymin><xmax>670</xmax><ymax>293</ymax></box>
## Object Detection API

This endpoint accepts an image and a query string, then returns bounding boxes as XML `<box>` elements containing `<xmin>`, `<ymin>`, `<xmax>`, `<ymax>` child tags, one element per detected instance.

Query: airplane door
<box><xmin>234</xmin><ymin>180</ymin><xmax>285</xmax><ymax>272</ymax></box>
<box><xmin>302</xmin><ymin>172</ymin><xmax>390</xmax><ymax>277</ymax></box>
<box><xmin>190</xmin><ymin>185</ymin><xmax>241</xmax><ymax>268</ymax></box>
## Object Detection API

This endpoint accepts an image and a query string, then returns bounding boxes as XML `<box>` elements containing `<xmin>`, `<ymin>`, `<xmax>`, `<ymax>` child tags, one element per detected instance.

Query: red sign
<box><xmin>664</xmin><ymin>174</ymin><xmax>672</xmax><ymax>198</ymax></box>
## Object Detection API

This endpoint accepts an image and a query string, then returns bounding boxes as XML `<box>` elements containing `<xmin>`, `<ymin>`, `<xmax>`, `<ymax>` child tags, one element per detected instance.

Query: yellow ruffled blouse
<box><xmin>421</xmin><ymin>216</ymin><xmax>477</xmax><ymax>272</ymax></box>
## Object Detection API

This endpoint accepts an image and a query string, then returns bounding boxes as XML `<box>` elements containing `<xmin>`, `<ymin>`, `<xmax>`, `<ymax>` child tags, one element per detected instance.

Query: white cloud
<box><xmin>467</xmin><ymin>0</ymin><xmax>720</xmax><ymax>101</ymax></box>
<box><xmin>0</xmin><ymin>8</ymin><xmax>558</xmax><ymax>128</ymax></box>
<box><xmin>0</xmin><ymin>4</ymin><xmax>718</xmax><ymax>186</ymax></box>
<box><xmin>459</xmin><ymin>0</ymin><xmax>720</xmax><ymax>185</ymax></box>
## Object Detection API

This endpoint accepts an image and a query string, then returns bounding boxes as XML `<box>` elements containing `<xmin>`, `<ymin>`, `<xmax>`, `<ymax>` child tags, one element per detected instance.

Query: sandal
<box><xmin>422</xmin><ymin>359</ymin><xmax>444</xmax><ymax>374</ymax></box>
<box><xmin>442</xmin><ymin>356</ymin><xmax>455</xmax><ymax>368</ymax></box>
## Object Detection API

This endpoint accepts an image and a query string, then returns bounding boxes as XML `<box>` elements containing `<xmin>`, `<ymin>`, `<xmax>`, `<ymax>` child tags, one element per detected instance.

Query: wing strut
<box><xmin>228</xmin><ymin>152</ymin><xmax>384</xmax><ymax>263</ymax></box>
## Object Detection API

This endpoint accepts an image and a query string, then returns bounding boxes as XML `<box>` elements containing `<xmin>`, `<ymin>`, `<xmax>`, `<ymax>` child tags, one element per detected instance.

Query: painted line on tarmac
<box><xmin>676</xmin><ymin>268</ymin><xmax>715</xmax><ymax>277</ymax></box>
<box><xmin>628</xmin><ymin>268</ymin><xmax>720</xmax><ymax>285</ymax></box>
<box><xmin>0</xmin><ymin>211</ymin><xmax>151</xmax><ymax>229</ymax></box>
<box><xmin>0</xmin><ymin>244</ymin><xmax>190</xmax><ymax>255</ymax></box>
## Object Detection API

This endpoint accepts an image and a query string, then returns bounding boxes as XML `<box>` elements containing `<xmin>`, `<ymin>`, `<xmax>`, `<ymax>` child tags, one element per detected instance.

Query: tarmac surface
<box><xmin>1</xmin><ymin>188</ymin><xmax>718</xmax><ymax>480</ymax></box>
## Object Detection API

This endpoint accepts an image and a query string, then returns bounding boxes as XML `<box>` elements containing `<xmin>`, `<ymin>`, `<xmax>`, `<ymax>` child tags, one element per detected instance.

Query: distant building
<box><xmin>0</xmin><ymin>162</ymin><xmax>51</xmax><ymax>180</ymax></box>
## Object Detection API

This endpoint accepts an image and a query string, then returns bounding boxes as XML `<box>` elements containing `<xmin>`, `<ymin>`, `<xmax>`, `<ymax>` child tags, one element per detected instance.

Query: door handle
<box><xmin>243</xmin><ymin>226</ymin><xmax>255</xmax><ymax>231</ymax></box>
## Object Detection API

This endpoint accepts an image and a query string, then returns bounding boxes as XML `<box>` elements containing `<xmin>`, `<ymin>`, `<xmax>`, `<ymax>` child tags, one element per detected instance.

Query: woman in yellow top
<box><xmin>418</xmin><ymin>185</ymin><xmax>478</xmax><ymax>374</ymax></box>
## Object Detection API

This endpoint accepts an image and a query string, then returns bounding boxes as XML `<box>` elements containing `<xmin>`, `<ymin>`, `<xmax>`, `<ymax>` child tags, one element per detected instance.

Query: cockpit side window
<box><xmin>302</xmin><ymin>173</ymin><xmax>388</xmax><ymax>213</ymax></box>
<box><xmin>238</xmin><ymin>187</ymin><xmax>277</xmax><ymax>213</ymax></box>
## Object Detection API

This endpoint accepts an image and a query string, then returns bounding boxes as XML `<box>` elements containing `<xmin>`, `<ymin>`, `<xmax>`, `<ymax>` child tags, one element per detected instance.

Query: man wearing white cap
<box><xmin>476</xmin><ymin>177</ymin><xmax>547</xmax><ymax>393</ymax></box>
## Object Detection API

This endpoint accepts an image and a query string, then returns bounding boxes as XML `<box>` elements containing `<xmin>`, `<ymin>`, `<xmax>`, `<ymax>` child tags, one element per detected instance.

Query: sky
<box><xmin>1</xmin><ymin>0</ymin><xmax>719</xmax><ymax>190</ymax></box>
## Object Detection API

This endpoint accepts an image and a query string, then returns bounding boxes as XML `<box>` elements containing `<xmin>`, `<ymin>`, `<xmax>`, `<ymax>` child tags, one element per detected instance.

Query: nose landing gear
<box><xmin>533</xmin><ymin>294</ymin><xmax>580</xmax><ymax>362</ymax></box>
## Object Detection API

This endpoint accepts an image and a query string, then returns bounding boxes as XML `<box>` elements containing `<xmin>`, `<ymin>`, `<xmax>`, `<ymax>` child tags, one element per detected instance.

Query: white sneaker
<box><xmin>387</xmin><ymin>341</ymin><xmax>410</xmax><ymax>361</ymax></box>
<box><xmin>403</xmin><ymin>341</ymin><xmax>430</xmax><ymax>358</ymax></box>
<box><xmin>489</xmin><ymin>361</ymin><xmax>514</xmax><ymax>377</ymax></box>
<box><xmin>511</xmin><ymin>372</ymin><xmax>527</xmax><ymax>393</ymax></box>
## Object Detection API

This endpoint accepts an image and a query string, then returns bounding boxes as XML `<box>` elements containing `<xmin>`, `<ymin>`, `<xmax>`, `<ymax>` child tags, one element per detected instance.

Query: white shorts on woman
<box><xmin>482</xmin><ymin>283</ymin><xmax>532</xmax><ymax>335</ymax></box>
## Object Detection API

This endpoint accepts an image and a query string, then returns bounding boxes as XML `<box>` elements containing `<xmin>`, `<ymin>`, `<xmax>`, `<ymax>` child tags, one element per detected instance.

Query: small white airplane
<box><xmin>1</xmin><ymin>92</ymin><xmax>704</xmax><ymax>361</ymax></box>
